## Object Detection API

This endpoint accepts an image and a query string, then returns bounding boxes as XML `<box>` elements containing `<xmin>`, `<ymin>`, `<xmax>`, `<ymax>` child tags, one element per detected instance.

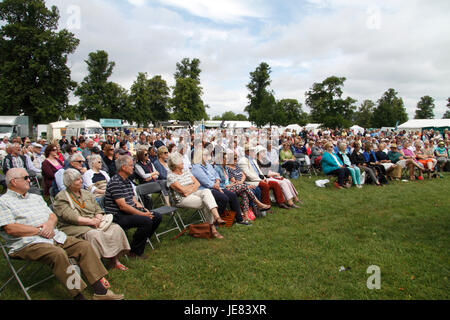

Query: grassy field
<box><xmin>1</xmin><ymin>173</ymin><xmax>449</xmax><ymax>300</ymax></box>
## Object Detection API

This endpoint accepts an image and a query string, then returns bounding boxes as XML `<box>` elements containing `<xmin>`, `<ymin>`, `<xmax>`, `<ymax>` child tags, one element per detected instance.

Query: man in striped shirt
<box><xmin>104</xmin><ymin>155</ymin><xmax>161</xmax><ymax>259</ymax></box>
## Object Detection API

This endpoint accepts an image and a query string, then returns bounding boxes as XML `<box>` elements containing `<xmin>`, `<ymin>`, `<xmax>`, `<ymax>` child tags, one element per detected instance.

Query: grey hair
<box><xmin>168</xmin><ymin>152</ymin><xmax>184</xmax><ymax>171</ymax></box>
<box><xmin>63</xmin><ymin>168</ymin><xmax>82</xmax><ymax>188</ymax></box>
<box><xmin>115</xmin><ymin>155</ymin><xmax>133</xmax><ymax>171</ymax></box>
<box><xmin>68</xmin><ymin>153</ymin><xmax>85</xmax><ymax>163</ymax></box>
<box><xmin>337</xmin><ymin>141</ymin><xmax>347</xmax><ymax>150</ymax></box>
<box><xmin>5</xmin><ymin>168</ymin><xmax>27</xmax><ymax>186</ymax></box>
<box><xmin>88</xmin><ymin>154</ymin><xmax>102</xmax><ymax>169</ymax></box>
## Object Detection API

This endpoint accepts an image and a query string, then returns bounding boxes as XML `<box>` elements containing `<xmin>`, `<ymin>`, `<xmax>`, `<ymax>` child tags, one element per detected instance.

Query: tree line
<box><xmin>1</xmin><ymin>0</ymin><xmax>448</xmax><ymax>128</ymax></box>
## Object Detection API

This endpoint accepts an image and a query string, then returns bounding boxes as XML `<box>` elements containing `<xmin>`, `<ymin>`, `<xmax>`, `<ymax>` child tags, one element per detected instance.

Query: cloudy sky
<box><xmin>46</xmin><ymin>0</ymin><xmax>450</xmax><ymax>119</ymax></box>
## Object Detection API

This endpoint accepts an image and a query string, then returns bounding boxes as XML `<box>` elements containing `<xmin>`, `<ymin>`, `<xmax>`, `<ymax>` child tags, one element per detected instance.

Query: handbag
<box><xmin>220</xmin><ymin>210</ymin><xmax>236</xmax><ymax>228</ymax></box>
<box><xmin>248</xmin><ymin>208</ymin><xmax>256</xmax><ymax>221</ymax></box>
<box><xmin>172</xmin><ymin>223</ymin><xmax>214</xmax><ymax>240</ymax></box>
<box><xmin>98</xmin><ymin>214</ymin><xmax>114</xmax><ymax>231</ymax></box>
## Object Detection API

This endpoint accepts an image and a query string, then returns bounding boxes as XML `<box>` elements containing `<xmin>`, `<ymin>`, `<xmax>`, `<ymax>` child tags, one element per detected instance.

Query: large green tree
<box><xmin>371</xmin><ymin>88</ymin><xmax>408</xmax><ymax>128</ymax></box>
<box><xmin>305</xmin><ymin>76</ymin><xmax>356</xmax><ymax>129</ymax></box>
<box><xmin>0</xmin><ymin>0</ymin><xmax>79</xmax><ymax>123</ymax></box>
<box><xmin>274</xmin><ymin>99</ymin><xmax>309</xmax><ymax>127</ymax></box>
<box><xmin>245</xmin><ymin>62</ymin><xmax>277</xmax><ymax>127</ymax></box>
<box><xmin>74</xmin><ymin>50</ymin><xmax>118</xmax><ymax>120</ymax></box>
<box><xmin>171</xmin><ymin>58</ymin><xmax>207</xmax><ymax>124</ymax></box>
<box><xmin>353</xmin><ymin>99</ymin><xmax>375</xmax><ymax>128</ymax></box>
<box><xmin>414</xmin><ymin>95</ymin><xmax>435</xmax><ymax>119</ymax></box>
<box><xmin>130</xmin><ymin>73</ymin><xmax>170</xmax><ymax>127</ymax></box>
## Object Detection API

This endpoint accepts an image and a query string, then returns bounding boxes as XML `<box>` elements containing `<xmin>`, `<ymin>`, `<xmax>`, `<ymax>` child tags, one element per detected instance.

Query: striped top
<box><xmin>167</xmin><ymin>169</ymin><xmax>195</xmax><ymax>203</ymax></box>
<box><xmin>104</xmin><ymin>174</ymin><xmax>136</xmax><ymax>216</ymax></box>
<box><xmin>0</xmin><ymin>190</ymin><xmax>67</xmax><ymax>254</ymax></box>
<box><xmin>226</xmin><ymin>166</ymin><xmax>243</xmax><ymax>182</ymax></box>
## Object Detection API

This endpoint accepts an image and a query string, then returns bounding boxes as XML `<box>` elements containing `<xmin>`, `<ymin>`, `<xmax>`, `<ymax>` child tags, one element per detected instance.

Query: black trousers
<box><xmin>113</xmin><ymin>211</ymin><xmax>162</xmax><ymax>256</ymax></box>
<box><xmin>210</xmin><ymin>188</ymin><xmax>244</xmax><ymax>222</ymax></box>
<box><xmin>329</xmin><ymin>168</ymin><xmax>351</xmax><ymax>186</ymax></box>
<box><xmin>281</xmin><ymin>160</ymin><xmax>299</xmax><ymax>172</ymax></box>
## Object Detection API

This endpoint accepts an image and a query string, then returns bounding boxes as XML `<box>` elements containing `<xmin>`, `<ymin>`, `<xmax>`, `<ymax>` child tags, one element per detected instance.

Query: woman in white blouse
<box><xmin>83</xmin><ymin>154</ymin><xmax>110</xmax><ymax>198</ymax></box>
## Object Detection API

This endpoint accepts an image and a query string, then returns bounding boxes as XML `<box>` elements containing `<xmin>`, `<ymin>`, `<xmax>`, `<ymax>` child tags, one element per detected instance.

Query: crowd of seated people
<box><xmin>0</xmin><ymin>126</ymin><xmax>449</xmax><ymax>300</ymax></box>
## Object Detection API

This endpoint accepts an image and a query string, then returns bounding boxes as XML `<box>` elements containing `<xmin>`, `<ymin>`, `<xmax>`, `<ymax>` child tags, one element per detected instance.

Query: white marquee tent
<box><xmin>398</xmin><ymin>119</ymin><xmax>450</xmax><ymax>131</ymax></box>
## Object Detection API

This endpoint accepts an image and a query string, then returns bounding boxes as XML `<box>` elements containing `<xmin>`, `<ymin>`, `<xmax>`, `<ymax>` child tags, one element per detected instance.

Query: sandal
<box><xmin>114</xmin><ymin>262</ymin><xmax>129</xmax><ymax>271</ymax></box>
<box><xmin>100</xmin><ymin>277</ymin><xmax>111</xmax><ymax>289</ymax></box>
<box><xmin>214</xmin><ymin>217</ymin><xmax>226</xmax><ymax>226</ymax></box>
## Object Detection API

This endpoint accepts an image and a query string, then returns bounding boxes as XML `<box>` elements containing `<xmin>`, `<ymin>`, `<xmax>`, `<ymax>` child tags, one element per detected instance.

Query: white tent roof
<box><xmin>398</xmin><ymin>119</ymin><xmax>450</xmax><ymax>129</ymax></box>
<box><xmin>67</xmin><ymin>120</ymin><xmax>102</xmax><ymax>128</ymax></box>
<box><xmin>350</xmin><ymin>125</ymin><xmax>365</xmax><ymax>133</ymax></box>
<box><xmin>48</xmin><ymin>121</ymin><xmax>70</xmax><ymax>129</ymax></box>
<box><xmin>286</xmin><ymin>124</ymin><xmax>303</xmax><ymax>132</ymax></box>
<box><xmin>305</xmin><ymin>123</ymin><xmax>321</xmax><ymax>129</ymax></box>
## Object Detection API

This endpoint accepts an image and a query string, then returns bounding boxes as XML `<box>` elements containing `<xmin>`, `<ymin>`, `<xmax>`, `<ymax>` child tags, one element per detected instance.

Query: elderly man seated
<box><xmin>0</xmin><ymin>168</ymin><xmax>124</xmax><ymax>300</ymax></box>
<box><xmin>104</xmin><ymin>155</ymin><xmax>162</xmax><ymax>259</ymax></box>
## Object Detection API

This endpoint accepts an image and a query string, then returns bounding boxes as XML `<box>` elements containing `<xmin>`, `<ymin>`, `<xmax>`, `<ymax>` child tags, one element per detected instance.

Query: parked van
<box><xmin>65</xmin><ymin>120</ymin><xmax>104</xmax><ymax>139</ymax></box>
<box><xmin>0</xmin><ymin>116</ymin><xmax>30</xmax><ymax>139</ymax></box>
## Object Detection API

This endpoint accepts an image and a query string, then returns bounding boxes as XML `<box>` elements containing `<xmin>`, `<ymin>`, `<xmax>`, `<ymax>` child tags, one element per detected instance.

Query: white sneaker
<box><xmin>356</xmin><ymin>185</ymin><xmax>363</xmax><ymax>189</ymax></box>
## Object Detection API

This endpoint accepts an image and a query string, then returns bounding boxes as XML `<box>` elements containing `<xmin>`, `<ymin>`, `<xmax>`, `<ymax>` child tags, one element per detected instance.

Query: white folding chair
<box><xmin>0</xmin><ymin>238</ymin><xmax>54</xmax><ymax>300</ymax></box>
<box><xmin>135</xmin><ymin>182</ymin><xmax>181</xmax><ymax>244</ymax></box>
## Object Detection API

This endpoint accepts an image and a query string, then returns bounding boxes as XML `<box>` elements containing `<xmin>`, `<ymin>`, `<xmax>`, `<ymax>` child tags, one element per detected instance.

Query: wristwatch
<box><xmin>37</xmin><ymin>227</ymin><xmax>43</xmax><ymax>235</ymax></box>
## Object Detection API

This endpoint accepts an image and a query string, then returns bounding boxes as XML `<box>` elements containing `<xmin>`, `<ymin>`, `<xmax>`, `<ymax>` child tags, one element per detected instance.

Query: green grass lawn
<box><xmin>1</xmin><ymin>173</ymin><xmax>449</xmax><ymax>300</ymax></box>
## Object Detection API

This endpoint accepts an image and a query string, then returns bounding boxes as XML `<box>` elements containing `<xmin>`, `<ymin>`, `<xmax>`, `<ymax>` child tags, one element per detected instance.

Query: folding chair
<box><xmin>167</xmin><ymin>189</ymin><xmax>206</xmax><ymax>230</ymax></box>
<box><xmin>48</xmin><ymin>186</ymin><xmax>56</xmax><ymax>205</ymax></box>
<box><xmin>0</xmin><ymin>238</ymin><xmax>54</xmax><ymax>300</ymax></box>
<box><xmin>135</xmin><ymin>182</ymin><xmax>181</xmax><ymax>243</ymax></box>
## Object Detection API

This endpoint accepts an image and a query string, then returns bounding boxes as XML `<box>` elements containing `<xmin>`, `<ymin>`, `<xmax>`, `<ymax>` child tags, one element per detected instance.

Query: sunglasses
<box><xmin>14</xmin><ymin>176</ymin><xmax>30</xmax><ymax>181</ymax></box>
<box><xmin>73</xmin><ymin>160</ymin><xmax>84</xmax><ymax>163</ymax></box>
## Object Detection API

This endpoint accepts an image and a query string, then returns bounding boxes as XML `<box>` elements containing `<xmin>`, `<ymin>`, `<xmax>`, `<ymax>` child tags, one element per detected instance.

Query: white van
<box><xmin>65</xmin><ymin>120</ymin><xmax>104</xmax><ymax>139</ymax></box>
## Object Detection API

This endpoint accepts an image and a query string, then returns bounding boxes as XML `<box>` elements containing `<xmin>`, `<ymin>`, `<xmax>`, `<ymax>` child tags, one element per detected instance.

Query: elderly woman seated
<box><xmin>255</xmin><ymin>146</ymin><xmax>302</xmax><ymax>206</ymax></box>
<box><xmin>417</xmin><ymin>140</ymin><xmax>437</xmax><ymax>179</ymax></box>
<box><xmin>400</xmin><ymin>141</ymin><xmax>424</xmax><ymax>180</ymax></box>
<box><xmin>435</xmin><ymin>140</ymin><xmax>449</xmax><ymax>172</ymax></box>
<box><xmin>166</xmin><ymin>153</ymin><xmax>225</xmax><ymax>239</ymax></box>
<box><xmin>83</xmin><ymin>154</ymin><xmax>111</xmax><ymax>199</ymax></box>
<box><xmin>320</xmin><ymin>142</ymin><xmax>351</xmax><ymax>189</ymax></box>
<box><xmin>336</xmin><ymin>141</ymin><xmax>362</xmax><ymax>188</ymax></box>
<box><xmin>214</xmin><ymin>152</ymin><xmax>271</xmax><ymax>223</ymax></box>
<box><xmin>54</xmin><ymin>169</ymin><xmax>131</xmax><ymax>271</ymax></box>
<box><xmin>280</xmin><ymin>141</ymin><xmax>300</xmax><ymax>177</ymax></box>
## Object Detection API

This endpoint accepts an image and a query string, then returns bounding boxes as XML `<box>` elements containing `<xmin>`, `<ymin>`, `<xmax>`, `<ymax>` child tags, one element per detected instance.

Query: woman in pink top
<box><xmin>400</xmin><ymin>141</ymin><xmax>424</xmax><ymax>180</ymax></box>
<box><xmin>41</xmin><ymin>143</ymin><xmax>64</xmax><ymax>195</ymax></box>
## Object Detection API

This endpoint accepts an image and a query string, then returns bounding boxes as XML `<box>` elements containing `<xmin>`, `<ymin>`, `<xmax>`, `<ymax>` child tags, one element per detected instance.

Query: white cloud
<box><xmin>156</xmin><ymin>0</ymin><xmax>267</xmax><ymax>23</ymax></box>
<box><xmin>44</xmin><ymin>0</ymin><xmax>450</xmax><ymax>119</ymax></box>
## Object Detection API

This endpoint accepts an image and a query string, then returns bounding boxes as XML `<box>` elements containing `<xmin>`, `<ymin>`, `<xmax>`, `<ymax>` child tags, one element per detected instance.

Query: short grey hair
<box><xmin>337</xmin><ymin>141</ymin><xmax>347</xmax><ymax>150</ymax></box>
<box><xmin>88</xmin><ymin>154</ymin><xmax>102</xmax><ymax>169</ymax></box>
<box><xmin>5</xmin><ymin>168</ymin><xmax>27</xmax><ymax>186</ymax></box>
<box><xmin>168</xmin><ymin>152</ymin><xmax>184</xmax><ymax>171</ymax></box>
<box><xmin>63</xmin><ymin>168</ymin><xmax>82</xmax><ymax>188</ymax></box>
<box><xmin>68</xmin><ymin>153</ymin><xmax>85</xmax><ymax>163</ymax></box>
<box><xmin>116</xmin><ymin>155</ymin><xmax>133</xmax><ymax>171</ymax></box>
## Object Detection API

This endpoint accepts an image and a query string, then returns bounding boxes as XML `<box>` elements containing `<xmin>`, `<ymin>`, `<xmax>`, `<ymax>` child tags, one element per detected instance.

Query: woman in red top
<box><xmin>41</xmin><ymin>143</ymin><xmax>64</xmax><ymax>196</ymax></box>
